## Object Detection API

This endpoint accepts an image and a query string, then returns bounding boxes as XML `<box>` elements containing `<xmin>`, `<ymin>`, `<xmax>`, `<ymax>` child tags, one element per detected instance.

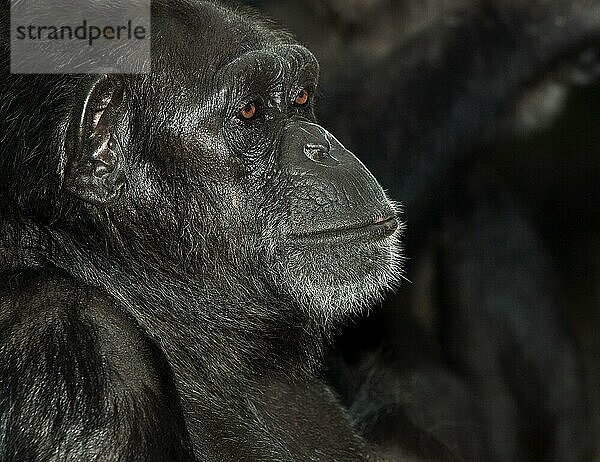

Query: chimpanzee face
<box><xmin>62</xmin><ymin>3</ymin><xmax>402</xmax><ymax>318</ymax></box>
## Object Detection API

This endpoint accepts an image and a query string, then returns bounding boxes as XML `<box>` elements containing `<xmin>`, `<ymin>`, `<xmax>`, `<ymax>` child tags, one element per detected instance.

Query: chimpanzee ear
<box><xmin>64</xmin><ymin>74</ymin><xmax>127</xmax><ymax>206</ymax></box>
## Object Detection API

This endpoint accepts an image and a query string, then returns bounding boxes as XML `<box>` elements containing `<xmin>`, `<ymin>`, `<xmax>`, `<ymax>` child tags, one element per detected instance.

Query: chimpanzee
<box><xmin>1</xmin><ymin>1</ymin><xmax>599</xmax><ymax>462</ymax></box>
<box><xmin>0</xmin><ymin>0</ymin><xmax>407</xmax><ymax>460</ymax></box>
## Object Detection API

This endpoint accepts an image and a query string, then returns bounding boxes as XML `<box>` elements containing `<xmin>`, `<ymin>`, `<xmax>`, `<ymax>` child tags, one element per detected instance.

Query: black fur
<box><xmin>0</xmin><ymin>1</ymin><xmax>402</xmax><ymax>460</ymax></box>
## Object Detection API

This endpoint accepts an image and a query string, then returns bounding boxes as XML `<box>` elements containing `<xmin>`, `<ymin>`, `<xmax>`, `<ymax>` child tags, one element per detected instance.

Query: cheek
<box><xmin>123</xmin><ymin>162</ymin><xmax>166</xmax><ymax>210</ymax></box>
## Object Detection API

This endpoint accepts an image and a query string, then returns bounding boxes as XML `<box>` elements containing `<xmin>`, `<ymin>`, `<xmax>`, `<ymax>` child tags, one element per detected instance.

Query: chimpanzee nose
<box><xmin>304</xmin><ymin>143</ymin><xmax>330</xmax><ymax>163</ymax></box>
<box><xmin>281</xmin><ymin>121</ymin><xmax>343</xmax><ymax>168</ymax></box>
<box><xmin>281</xmin><ymin>120</ymin><xmax>395</xmax><ymax>229</ymax></box>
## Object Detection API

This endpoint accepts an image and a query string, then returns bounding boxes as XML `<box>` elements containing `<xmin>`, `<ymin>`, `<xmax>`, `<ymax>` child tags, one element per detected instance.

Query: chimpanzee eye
<box><xmin>294</xmin><ymin>88</ymin><xmax>310</xmax><ymax>107</ymax></box>
<box><xmin>240</xmin><ymin>101</ymin><xmax>258</xmax><ymax>120</ymax></box>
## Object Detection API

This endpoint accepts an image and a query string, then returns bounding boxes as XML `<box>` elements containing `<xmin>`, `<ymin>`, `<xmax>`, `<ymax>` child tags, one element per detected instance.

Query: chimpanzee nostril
<box><xmin>304</xmin><ymin>143</ymin><xmax>329</xmax><ymax>162</ymax></box>
<box><xmin>283</xmin><ymin>122</ymin><xmax>343</xmax><ymax>167</ymax></box>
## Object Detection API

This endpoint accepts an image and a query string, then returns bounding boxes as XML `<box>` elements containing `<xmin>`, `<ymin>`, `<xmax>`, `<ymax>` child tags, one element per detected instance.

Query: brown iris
<box><xmin>240</xmin><ymin>102</ymin><xmax>257</xmax><ymax>119</ymax></box>
<box><xmin>294</xmin><ymin>88</ymin><xmax>309</xmax><ymax>106</ymax></box>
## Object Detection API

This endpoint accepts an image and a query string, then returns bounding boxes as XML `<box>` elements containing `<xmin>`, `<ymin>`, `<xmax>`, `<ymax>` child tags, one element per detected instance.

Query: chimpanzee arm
<box><xmin>0</xmin><ymin>268</ymin><xmax>193</xmax><ymax>462</ymax></box>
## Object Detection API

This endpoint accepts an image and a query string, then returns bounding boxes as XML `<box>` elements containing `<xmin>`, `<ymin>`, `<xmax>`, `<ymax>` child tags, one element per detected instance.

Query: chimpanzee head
<box><xmin>0</xmin><ymin>1</ymin><xmax>402</xmax><ymax>320</ymax></box>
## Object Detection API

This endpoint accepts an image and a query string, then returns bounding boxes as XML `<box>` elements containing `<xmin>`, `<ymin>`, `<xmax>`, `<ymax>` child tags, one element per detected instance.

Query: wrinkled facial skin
<box><xmin>263</xmin><ymin>114</ymin><xmax>402</xmax><ymax>319</ymax></box>
<box><xmin>114</xmin><ymin>19</ymin><xmax>402</xmax><ymax>319</ymax></box>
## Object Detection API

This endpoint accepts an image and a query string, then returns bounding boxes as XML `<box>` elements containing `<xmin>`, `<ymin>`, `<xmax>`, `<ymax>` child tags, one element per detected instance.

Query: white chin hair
<box><xmin>274</xmin><ymin>232</ymin><xmax>404</xmax><ymax>323</ymax></box>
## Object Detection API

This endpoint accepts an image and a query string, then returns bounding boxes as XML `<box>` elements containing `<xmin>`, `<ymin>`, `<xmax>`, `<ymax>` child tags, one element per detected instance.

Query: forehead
<box><xmin>151</xmin><ymin>1</ymin><xmax>314</xmax><ymax>79</ymax></box>
<box><xmin>216</xmin><ymin>45</ymin><xmax>319</xmax><ymax>91</ymax></box>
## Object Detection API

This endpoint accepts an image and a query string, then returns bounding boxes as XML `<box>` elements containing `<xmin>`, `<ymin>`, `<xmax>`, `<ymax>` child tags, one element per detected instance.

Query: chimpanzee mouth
<box><xmin>289</xmin><ymin>215</ymin><xmax>398</xmax><ymax>246</ymax></box>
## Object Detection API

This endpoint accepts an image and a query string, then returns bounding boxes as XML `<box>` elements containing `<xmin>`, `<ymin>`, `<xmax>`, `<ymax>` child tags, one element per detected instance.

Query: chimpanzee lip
<box><xmin>289</xmin><ymin>215</ymin><xmax>398</xmax><ymax>245</ymax></box>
